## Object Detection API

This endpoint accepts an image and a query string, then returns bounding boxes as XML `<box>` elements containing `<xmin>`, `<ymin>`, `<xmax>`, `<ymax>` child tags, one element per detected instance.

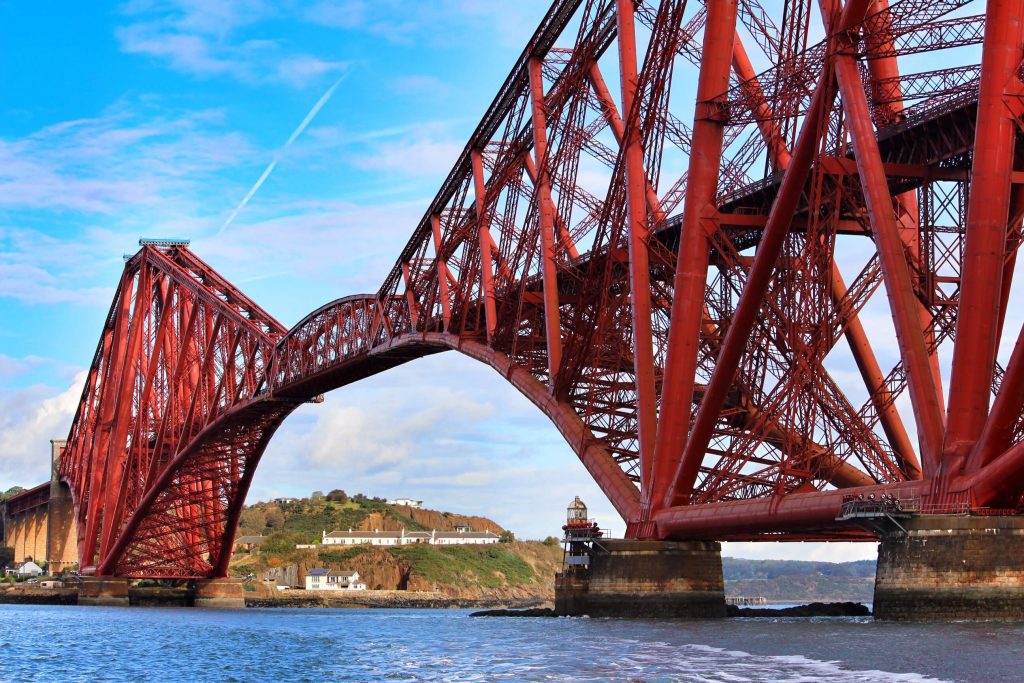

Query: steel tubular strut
<box><xmin>945</xmin><ymin>0</ymin><xmax>1024</xmax><ymax>476</ymax></box>
<box><xmin>652</xmin><ymin>0</ymin><xmax>739</xmax><ymax>514</ymax></box>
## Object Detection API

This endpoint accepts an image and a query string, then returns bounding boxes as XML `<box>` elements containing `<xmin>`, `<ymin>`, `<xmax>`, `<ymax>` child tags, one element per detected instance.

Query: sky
<box><xmin>1</xmin><ymin>1</ymin><xmax>1000</xmax><ymax>564</ymax></box>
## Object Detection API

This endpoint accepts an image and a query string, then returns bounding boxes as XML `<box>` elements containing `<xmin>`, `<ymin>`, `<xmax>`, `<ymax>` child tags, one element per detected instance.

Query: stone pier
<box><xmin>555</xmin><ymin>539</ymin><xmax>726</xmax><ymax>618</ymax></box>
<box><xmin>192</xmin><ymin>578</ymin><xmax>246</xmax><ymax>608</ymax></box>
<box><xmin>874</xmin><ymin>515</ymin><xmax>1024</xmax><ymax>621</ymax></box>
<box><xmin>78</xmin><ymin>577</ymin><xmax>130</xmax><ymax>607</ymax></box>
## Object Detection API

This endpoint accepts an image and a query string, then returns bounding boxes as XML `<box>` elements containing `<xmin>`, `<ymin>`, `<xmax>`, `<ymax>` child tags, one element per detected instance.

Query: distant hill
<box><xmin>723</xmin><ymin>557</ymin><xmax>876</xmax><ymax>602</ymax></box>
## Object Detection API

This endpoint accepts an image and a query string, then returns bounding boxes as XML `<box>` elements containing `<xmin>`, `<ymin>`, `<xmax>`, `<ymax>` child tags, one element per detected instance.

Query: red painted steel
<box><xmin>54</xmin><ymin>0</ymin><xmax>1024</xmax><ymax>577</ymax></box>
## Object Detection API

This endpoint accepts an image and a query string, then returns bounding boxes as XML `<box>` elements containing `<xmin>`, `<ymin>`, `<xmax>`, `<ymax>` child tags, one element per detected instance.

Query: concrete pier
<box><xmin>77</xmin><ymin>577</ymin><xmax>130</xmax><ymax>607</ymax></box>
<box><xmin>555</xmin><ymin>539</ymin><xmax>726</xmax><ymax>618</ymax></box>
<box><xmin>874</xmin><ymin>515</ymin><xmax>1024</xmax><ymax>621</ymax></box>
<box><xmin>192</xmin><ymin>578</ymin><xmax>246</xmax><ymax>608</ymax></box>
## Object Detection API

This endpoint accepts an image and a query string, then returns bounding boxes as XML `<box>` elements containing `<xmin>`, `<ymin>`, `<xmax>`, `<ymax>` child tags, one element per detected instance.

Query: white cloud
<box><xmin>0</xmin><ymin>373</ymin><xmax>86</xmax><ymax>490</ymax></box>
<box><xmin>117</xmin><ymin>0</ymin><xmax>346</xmax><ymax>87</ymax></box>
<box><xmin>302</xmin><ymin>1</ymin><xmax>548</xmax><ymax>48</ymax></box>
<box><xmin>352</xmin><ymin>138</ymin><xmax>463</xmax><ymax>178</ymax></box>
<box><xmin>723</xmin><ymin>541</ymin><xmax>879</xmax><ymax>563</ymax></box>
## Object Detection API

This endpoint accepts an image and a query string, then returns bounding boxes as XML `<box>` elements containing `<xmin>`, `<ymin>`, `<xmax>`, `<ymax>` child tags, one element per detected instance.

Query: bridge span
<box><xmin>33</xmin><ymin>0</ymin><xmax>1024</xmax><ymax>618</ymax></box>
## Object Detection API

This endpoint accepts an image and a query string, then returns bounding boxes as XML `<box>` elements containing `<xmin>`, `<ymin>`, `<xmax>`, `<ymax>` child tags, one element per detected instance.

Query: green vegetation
<box><xmin>237</xmin><ymin>492</ymin><xmax>394</xmax><ymax>541</ymax></box>
<box><xmin>722</xmin><ymin>557</ymin><xmax>876</xmax><ymax>602</ymax></box>
<box><xmin>387</xmin><ymin>544</ymin><xmax>535</xmax><ymax>589</ymax></box>
<box><xmin>1</xmin><ymin>486</ymin><xmax>25</xmax><ymax>501</ymax></box>
<box><xmin>722</xmin><ymin>557</ymin><xmax>875</xmax><ymax>580</ymax></box>
<box><xmin>0</xmin><ymin>547</ymin><xmax>13</xmax><ymax>569</ymax></box>
<box><xmin>317</xmin><ymin>546</ymin><xmax>375</xmax><ymax>564</ymax></box>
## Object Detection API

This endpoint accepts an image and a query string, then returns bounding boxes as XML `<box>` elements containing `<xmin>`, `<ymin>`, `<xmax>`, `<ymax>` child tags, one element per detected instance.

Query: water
<box><xmin>1</xmin><ymin>605</ymin><xmax>1022</xmax><ymax>682</ymax></box>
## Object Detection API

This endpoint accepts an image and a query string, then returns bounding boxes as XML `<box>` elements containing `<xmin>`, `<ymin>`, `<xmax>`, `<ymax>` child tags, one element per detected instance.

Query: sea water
<box><xmin>1</xmin><ymin>604</ymin><xmax>1021</xmax><ymax>682</ymax></box>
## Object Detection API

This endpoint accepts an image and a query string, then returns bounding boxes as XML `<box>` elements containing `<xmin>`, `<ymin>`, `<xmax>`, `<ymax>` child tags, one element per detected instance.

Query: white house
<box><xmin>320</xmin><ymin>527</ymin><xmax>500</xmax><ymax>547</ymax></box>
<box><xmin>386</xmin><ymin>498</ymin><xmax>423</xmax><ymax>508</ymax></box>
<box><xmin>16</xmin><ymin>561</ymin><xmax>43</xmax><ymax>578</ymax></box>
<box><xmin>304</xmin><ymin>568</ymin><xmax>366</xmax><ymax>591</ymax></box>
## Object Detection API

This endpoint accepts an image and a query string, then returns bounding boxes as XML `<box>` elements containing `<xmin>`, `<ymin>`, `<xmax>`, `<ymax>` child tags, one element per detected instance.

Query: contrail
<box><xmin>219</xmin><ymin>74</ymin><xmax>347</xmax><ymax>235</ymax></box>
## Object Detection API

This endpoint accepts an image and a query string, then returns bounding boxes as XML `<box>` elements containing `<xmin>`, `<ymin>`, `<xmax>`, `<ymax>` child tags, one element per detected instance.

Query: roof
<box><xmin>234</xmin><ymin>535</ymin><xmax>266</xmax><ymax>545</ymax></box>
<box><xmin>434</xmin><ymin>531</ymin><xmax>498</xmax><ymax>539</ymax></box>
<box><xmin>18</xmin><ymin>561</ymin><xmax>43</xmax><ymax>573</ymax></box>
<box><xmin>324</xmin><ymin>529</ymin><xmax>499</xmax><ymax>539</ymax></box>
<box><xmin>307</xmin><ymin>568</ymin><xmax>330</xmax><ymax>576</ymax></box>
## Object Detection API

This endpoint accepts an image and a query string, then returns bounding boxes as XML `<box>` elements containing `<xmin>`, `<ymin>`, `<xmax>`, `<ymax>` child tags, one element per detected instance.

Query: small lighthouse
<box><xmin>566</xmin><ymin>496</ymin><xmax>588</xmax><ymax>525</ymax></box>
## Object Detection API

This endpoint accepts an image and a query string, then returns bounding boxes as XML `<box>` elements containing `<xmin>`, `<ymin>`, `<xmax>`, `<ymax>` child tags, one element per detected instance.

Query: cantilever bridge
<box><xmin>56</xmin><ymin>0</ymin><xmax>1024</xmax><ymax>579</ymax></box>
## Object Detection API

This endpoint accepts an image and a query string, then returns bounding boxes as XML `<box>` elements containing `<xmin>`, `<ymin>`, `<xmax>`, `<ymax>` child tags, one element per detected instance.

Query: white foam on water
<box><xmin>669</xmin><ymin>643</ymin><xmax>952</xmax><ymax>683</ymax></box>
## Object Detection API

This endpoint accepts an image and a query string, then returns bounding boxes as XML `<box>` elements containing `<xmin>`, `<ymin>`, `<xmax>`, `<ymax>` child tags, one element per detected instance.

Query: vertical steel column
<box><xmin>825</xmin><ymin>0</ymin><xmax>945</xmax><ymax>473</ymax></box>
<box><xmin>97</xmin><ymin>263</ymin><xmax>153</xmax><ymax>559</ymax></box>
<box><xmin>471</xmin><ymin>149</ymin><xmax>498</xmax><ymax>342</ymax></box>
<box><xmin>864</xmin><ymin>0</ymin><xmax>945</xmax><ymax>416</ymax></box>
<box><xmin>667</xmin><ymin>59</ymin><xmax>839</xmax><ymax>505</ymax></box>
<box><xmin>651</xmin><ymin>0</ymin><xmax>738</xmax><ymax>512</ymax></box>
<box><xmin>946</xmin><ymin>0</ymin><xmax>1024</xmax><ymax>465</ymax></box>
<box><xmin>401</xmin><ymin>262</ymin><xmax>420</xmax><ymax>330</ymax></box>
<box><xmin>429</xmin><ymin>214</ymin><xmax>453</xmax><ymax>330</ymax></box>
<box><xmin>616</xmin><ymin>0</ymin><xmax>659</xmax><ymax>508</ymax></box>
<box><xmin>82</xmin><ymin>268</ymin><xmax>136</xmax><ymax>570</ymax></box>
<box><xmin>528</xmin><ymin>56</ymin><xmax>563</xmax><ymax>386</ymax></box>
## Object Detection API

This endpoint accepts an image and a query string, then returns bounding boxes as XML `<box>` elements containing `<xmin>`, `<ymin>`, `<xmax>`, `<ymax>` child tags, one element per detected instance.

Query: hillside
<box><xmin>236</xmin><ymin>492</ymin><xmax>506</xmax><ymax>550</ymax></box>
<box><xmin>723</xmin><ymin>557</ymin><xmax>876</xmax><ymax>602</ymax></box>
<box><xmin>230</xmin><ymin>492</ymin><xmax>562</xmax><ymax>601</ymax></box>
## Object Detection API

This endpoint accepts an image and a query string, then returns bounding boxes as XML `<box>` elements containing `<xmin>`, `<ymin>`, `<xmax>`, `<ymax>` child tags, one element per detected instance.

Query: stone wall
<box><xmin>555</xmin><ymin>539</ymin><xmax>726</xmax><ymax>618</ymax></box>
<box><xmin>874</xmin><ymin>515</ymin><xmax>1024</xmax><ymax>620</ymax></box>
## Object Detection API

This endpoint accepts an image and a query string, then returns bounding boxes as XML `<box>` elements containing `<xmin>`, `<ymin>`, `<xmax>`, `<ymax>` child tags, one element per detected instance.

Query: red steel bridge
<box><xmin>57</xmin><ymin>0</ymin><xmax>1024</xmax><ymax>578</ymax></box>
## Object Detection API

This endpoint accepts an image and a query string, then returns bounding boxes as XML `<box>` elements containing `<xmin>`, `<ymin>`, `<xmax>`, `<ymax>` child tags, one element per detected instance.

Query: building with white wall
<box><xmin>305</xmin><ymin>568</ymin><xmax>366</xmax><ymax>591</ymax></box>
<box><xmin>319</xmin><ymin>527</ymin><xmax>499</xmax><ymax>547</ymax></box>
<box><xmin>386</xmin><ymin>498</ymin><xmax>423</xmax><ymax>508</ymax></box>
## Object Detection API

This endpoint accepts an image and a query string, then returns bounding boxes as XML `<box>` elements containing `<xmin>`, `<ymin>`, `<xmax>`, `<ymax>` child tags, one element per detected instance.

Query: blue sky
<box><xmin>3</xmin><ymin>0</ymin><xmax>973</xmax><ymax>562</ymax></box>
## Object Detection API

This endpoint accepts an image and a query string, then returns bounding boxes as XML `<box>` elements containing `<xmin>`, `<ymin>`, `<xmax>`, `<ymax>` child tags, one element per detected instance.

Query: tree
<box><xmin>543</xmin><ymin>536</ymin><xmax>560</xmax><ymax>547</ymax></box>
<box><xmin>1</xmin><ymin>486</ymin><xmax>25</xmax><ymax>501</ymax></box>
<box><xmin>265</xmin><ymin>509</ymin><xmax>285</xmax><ymax>530</ymax></box>
<box><xmin>326</xmin><ymin>489</ymin><xmax>349</xmax><ymax>503</ymax></box>
<box><xmin>311</xmin><ymin>491</ymin><xmax>324</xmax><ymax>501</ymax></box>
<box><xmin>499</xmin><ymin>530</ymin><xmax>515</xmax><ymax>543</ymax></box>
<box><xmin>239</xmin><ymin>507</ymin><xmax>267</xmax><ymax>534</ymax></box>
<box><xmin>0</xmin><ymin>546</ymin><xmax>13</xmax><ymax>569</ymax></box>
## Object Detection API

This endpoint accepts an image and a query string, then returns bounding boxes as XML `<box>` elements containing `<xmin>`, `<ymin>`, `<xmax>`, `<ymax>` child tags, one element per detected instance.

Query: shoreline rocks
<box><xmin>727</xmin><ymin>601</ymin><xmax>871</xmax><ymax>617</ymax></box>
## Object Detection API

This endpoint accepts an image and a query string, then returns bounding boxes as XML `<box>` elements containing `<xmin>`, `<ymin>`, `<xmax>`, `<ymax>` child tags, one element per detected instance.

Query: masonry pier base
<box><xmin>874</xmin><ymin>515</ymin><xmax>1024</xmax><ymax>621</ymax></box>
<box><xmin>554</xmin><ymin>539</ymin><xmax>725</xmax><ymax>618</ymax></box>
<box><xmin>77</xmin><ymin>577</ymin><xmax>130</xmax><ymax>607</ymax></box>
<box><xmin>192</xmin><ymin>578</ymin><xmax>246</xmax><ymax>608</ymax></box>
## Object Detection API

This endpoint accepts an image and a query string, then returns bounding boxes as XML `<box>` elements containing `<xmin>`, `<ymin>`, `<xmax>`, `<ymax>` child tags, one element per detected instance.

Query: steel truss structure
<box><xmin>60</xmin><ymin>0</ymin><xmax>1024</xmax><ymax>577</ymax></box>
